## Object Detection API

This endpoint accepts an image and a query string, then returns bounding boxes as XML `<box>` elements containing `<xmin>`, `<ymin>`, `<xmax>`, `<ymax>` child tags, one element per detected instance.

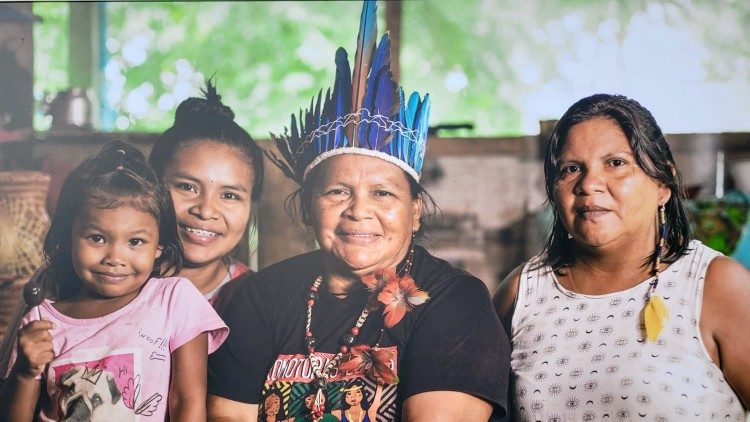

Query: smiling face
<box><xmin>553</xmin><ymin>117</ymin><xmax>671</xmax><ymax>250</ymax></box>
<box><xmin>71</xmin><ymin>205</ymin><xmax>162</xmax><ymax>303</ymax></box>
<box><xmin>163</xmin><ymin>141</ymin><xmax>254</xmax><ymax>268</ymax></box>
<box><xmin>311</xmin><ymin>155</ymin><xmax>421</xmax><ymax>278</ymax></box>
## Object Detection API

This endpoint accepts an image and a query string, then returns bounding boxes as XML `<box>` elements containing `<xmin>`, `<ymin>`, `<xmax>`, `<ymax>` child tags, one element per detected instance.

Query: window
<box><xmin>32</xmin><ymin>2</ymin><xmax>69</xmax><ymax>130</ymax></box>
<box><xmin>34</xmin><ymin>1</ymin><xmax>750</xmax><ymax>136</ymax></box>
<box><xmin>401</xmin><ymin>0</ymin><xmax>750</xmax><ymax>136</ymax></box>
<box><xmin>104</xmin><ymin>1</ymin><xmax>366</xmax><ymax>135</ymax></box>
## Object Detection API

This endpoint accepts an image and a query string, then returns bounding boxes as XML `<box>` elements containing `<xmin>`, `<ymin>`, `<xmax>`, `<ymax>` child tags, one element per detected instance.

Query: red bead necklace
<box><xmin>303</xmin><ymin>243</ymin><xmax>415</xmax><ymax>421</ymax></box>
<box><xmin>304</xmin><ymin>275</ymin><xmax>371</xmax><ymax>420</ymax></box>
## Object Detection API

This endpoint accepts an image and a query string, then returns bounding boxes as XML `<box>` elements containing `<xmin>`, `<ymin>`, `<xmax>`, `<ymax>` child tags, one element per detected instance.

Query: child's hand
<box><xmin>16</xmin><ymin>320</ymin><xmax>55</xmax><ymax>379</ymax></box>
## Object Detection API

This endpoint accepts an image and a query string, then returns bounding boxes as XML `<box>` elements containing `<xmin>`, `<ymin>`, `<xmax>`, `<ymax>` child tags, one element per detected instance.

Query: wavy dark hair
<box><xmin>42</xmin><ymin>140</ymin><xmax>183</xmax><ymax>299</ymax></box>
<box><xmin>149</xmin><ymin>78</ymin><xmax>264</xmax><ymax>200</ymax></box>
<box><xmin>541</xmin><ymin>93</ymin><xmax>691</xmax><ymax>270</ymax></box>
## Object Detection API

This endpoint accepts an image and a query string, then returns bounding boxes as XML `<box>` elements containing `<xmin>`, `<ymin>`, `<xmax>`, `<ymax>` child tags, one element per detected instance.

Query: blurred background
<box><xmin>1</xmin><ymin>1</ymin><xmax>750</xmax><ymax>336</ymax></box>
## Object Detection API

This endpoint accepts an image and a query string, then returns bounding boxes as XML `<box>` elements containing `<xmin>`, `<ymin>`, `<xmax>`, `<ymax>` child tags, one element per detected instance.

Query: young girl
<box><xmin>149</xmin><ymin>79</ymin><xmax>264</xmax><ymax>312</ymax></box>
<box><xmin>0</xmin><ymin>141</ymin><xmax>228</xmax><ymax>421</ymax></box>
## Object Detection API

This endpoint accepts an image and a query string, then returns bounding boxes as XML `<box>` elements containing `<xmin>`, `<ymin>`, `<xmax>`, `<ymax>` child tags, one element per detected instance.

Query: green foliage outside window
<box><xmin>32</xmin><ymin>1</ymin><xmax>750</xmax><ymax>137</ymax></box>
<box><xmin>103</xmin><ymin>1</ymin><xmax>367</xmax><ymax>135</ymax></box>
<box><xmin>401</xmin><ymin>0</ymin><xmax>750</xmax><ymax>136</ymax></box>
<box><xmin>32</xmin><ymin>2</ymin><xmax>69</xmax><ymax>130</ymax></box>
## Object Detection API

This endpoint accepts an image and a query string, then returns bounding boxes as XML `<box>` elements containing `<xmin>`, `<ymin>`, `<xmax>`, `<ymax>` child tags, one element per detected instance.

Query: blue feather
<box><xmin>358</xmin><ymin>35</ymin><xmax>395</xmax><ymax>149</ymax></box>
<box><xmin>267</xmin><ymin>0</ymin><xmax>431</xmax><ymax>185</ymax></box>
<box><xmin>406</xmin><ymin>92</ymin><xmax>420</xmax><ymax>130</ymax></box>
<box><xmin>392</xmin><ymin>88</ymin><xmax>405</xmax><ymax>157</ymax></box>
<box><xmin>331</xmin><ymin>47</ymin><xmax>352</xmax><ymax>148</ymax></box>
<box><xmin>351</xmin><ymin>0</ymin><xmax>377</xmax><ymax>114</ymax></box>
<box><xmin>414</xmin><ymin>94</ymin><xmax>430</xmax><ymax>174</ymax></box>
<box><xmin>372</xmin><ymin>70</ymin><xmax>397</xmax><ymax>150</ymax></box>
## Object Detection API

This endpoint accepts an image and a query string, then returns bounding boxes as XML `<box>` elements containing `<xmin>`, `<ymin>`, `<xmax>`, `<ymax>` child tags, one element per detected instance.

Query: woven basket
<box><xmin>0</xmin><ymin>171</ymin><xmax>51</xmax><ymax>279</ymax></box>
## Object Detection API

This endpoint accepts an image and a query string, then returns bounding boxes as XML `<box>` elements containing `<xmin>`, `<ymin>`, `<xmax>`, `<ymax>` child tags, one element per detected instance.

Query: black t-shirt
<box><xmin>208</xmin><ymin>246</ymin><xmax>510</xmax><ymax>421</ymax></box>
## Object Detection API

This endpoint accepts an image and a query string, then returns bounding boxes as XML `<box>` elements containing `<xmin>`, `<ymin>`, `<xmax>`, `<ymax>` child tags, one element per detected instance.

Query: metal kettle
<box><xmin>43</xmin><ymin>88</ymin><xmax>93</xmax><ymax>130</ymax></box>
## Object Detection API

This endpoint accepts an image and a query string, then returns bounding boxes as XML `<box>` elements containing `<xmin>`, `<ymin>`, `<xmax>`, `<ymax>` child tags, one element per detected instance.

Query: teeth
<box><xmin>185</xmin><ymin>226</ymin><xmax>219</xmax><ymax>237</ymax></box>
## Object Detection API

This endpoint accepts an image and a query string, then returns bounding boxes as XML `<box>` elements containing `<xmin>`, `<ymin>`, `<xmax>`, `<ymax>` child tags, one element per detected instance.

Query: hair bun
<box><xmin>173</xmin><ymin>78</ymin><xmax>235</xmax><ymax>125</ymax></box>
<box><xmin>97</xmin><ymin>140</ymin><xmax>147</xmax><ymax>172</ymax></box>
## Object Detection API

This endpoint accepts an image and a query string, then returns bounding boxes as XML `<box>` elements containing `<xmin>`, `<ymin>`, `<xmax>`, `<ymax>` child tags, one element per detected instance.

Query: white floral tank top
<box><xmin>511</xmin><ymin>240</ymin><xmax>745</xmax><ymax>421</ymax></box>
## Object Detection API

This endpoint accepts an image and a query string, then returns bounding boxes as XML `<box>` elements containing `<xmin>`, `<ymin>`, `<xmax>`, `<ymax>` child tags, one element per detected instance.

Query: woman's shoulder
<box><xmin>412</xmin><ymin>246</ymin><xmax>476</xmax><ymax>284</ymax></box>
<box><xmin>240</xmin><ymin>250</ymin><xmax>324</xmax><ymax>292</ymax></box>
<box><xmin>413</xmin><ymin>246</ymin><xmax>495</xmax><ymax>299</ymax></box>
<box><xmin>128</xmin><ymin>276</ymin><xmax>183</xmax><ymax>300</ymax></box>
<box><xmin>258</xmin><ymin>249</ymin><xmax>322</xmax><ymax>276</ymax></box>
<box><xmin>492</xmin><ymin>262</ymin><xmax>526</xmax><ymax>329</ymax></box>
<box><xmin>141</xmin><ymin>276</ymin><xmax>209</xmax><ymax>303</ymax></box>
<box><xmin>144</xmin><ymin>275</ymin><xmax>190</xmax><ymax>291</ymax></box>
<box><xmin>227</xmin><ymin>257</ymin><xmax>251</xmax><ymax>279</ymax></box>
<box><xmin>704</xmin><ymin>255</ymin><xmax>750</xmax><ymax>295</ymax></box>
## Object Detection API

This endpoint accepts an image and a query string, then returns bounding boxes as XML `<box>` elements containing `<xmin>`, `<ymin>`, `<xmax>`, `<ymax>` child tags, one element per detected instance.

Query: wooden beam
<box><xmin>68</xmin><ymin>3</ymin><xmax>94</xmax><ymax>88</ymax></box>
<box><xmin>384</xmin><ymin>0</ymin><xmax>402</xmax><ymax>82</ymax></box>
<box><xmin>67</xmin><ymin>3</ymin><xmax>102</xmax><ymax>128</ymax></box>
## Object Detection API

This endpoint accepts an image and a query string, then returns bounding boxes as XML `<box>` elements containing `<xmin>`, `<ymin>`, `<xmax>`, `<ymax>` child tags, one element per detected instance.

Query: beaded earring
<box><xmin>400</xmin><ymin>233</ymin><xmax>416</xmax><ymax>276</ymax></box>
<box><xmin>644</xmin><ymin>204</ymin><xmax>669</xmax><ymax>342</ymax></box>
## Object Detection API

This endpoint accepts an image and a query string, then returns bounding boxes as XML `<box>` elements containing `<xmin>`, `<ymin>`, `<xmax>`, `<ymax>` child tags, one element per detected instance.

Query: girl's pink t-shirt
<box><xmin>9</xmin><ymin>276</ymin><xmax>228</xmax><ymax>421</ymax></box>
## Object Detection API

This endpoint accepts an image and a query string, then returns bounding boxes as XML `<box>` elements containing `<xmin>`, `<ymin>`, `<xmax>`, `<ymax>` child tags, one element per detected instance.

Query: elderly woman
<box><xmin>207</xmin><ymin>2</ymin><xmax>509</xmax><ymax>421</ymax></box>
<box><xmin>494</xmin><ymin>94</ymin><xmax>750</xmax><ymax>420</ymax></box>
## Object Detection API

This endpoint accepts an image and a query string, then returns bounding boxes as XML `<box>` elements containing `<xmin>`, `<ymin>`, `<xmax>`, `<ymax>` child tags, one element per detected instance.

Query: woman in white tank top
<box><xmin>494</xmin><ymin>94</ymin><xmax>749</xmax><ymax>421</ymax></box>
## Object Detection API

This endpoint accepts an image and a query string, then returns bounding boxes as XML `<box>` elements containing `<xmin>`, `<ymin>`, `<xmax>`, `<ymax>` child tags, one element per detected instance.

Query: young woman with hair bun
<box><xmin>149</xmin><ymin>79</ymin><xmax>264</xmax><ymax>312</ymax></box>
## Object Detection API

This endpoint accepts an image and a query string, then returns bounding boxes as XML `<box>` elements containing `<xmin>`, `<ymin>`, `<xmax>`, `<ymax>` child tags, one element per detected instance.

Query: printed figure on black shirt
<box><xmin>288</xmin><ymin>389</ymin><xmax>338</xmax><ymax>422</ymax></box>
<box><xmin>261</xmin><ymin>387</ymin><xmax>286</xmax><ymax>422</ymax></box>
<box><xmin>331</xmin><ymin>380</ymin><xmax>381</xmax><ymax>422</ymax></box>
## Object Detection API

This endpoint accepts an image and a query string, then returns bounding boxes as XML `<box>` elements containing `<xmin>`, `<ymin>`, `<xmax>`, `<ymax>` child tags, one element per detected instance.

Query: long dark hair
<box><xmin>42</xmin><ymin>140</ymin><xmax>183</xmax><ymax>299</ymax></box>
<box><xmin>541</xmin><ymin>93</ymin><xmax>691</xmax><ymax>270</ymax></box>
<box><xmin>149</xmin><ymin>78</ymin><xmax>264</xmax><ymax>200</ymax></box>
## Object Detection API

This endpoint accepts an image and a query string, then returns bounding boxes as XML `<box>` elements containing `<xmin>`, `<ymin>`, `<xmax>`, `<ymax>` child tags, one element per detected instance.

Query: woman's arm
<box><xmin>700</xmin><ymin>256</ymin><xmax>750</xmax><ymax>408</ymax></box>
<box><xmin>0</xmin><ymin>320</ymin><xmax>55</xmax><ymax>421</ymax></box>
<box><xmin>492</xmin><ymin>264</ymin><xmax>523</xmax><ymax>335</ymax></box>
<box><xmin>367</xmin><ymin>384</ymin><xmax>383</xmax><ymax>421</ymax></box>
<box><xmin>206</xmin><ymin>395</ymin><xmax>257</xmax><ymax>421</ymax></box>
<box><xmin>402</xmin><ymin>391</ymin><xmax>492</xmax><ymax>421</ymax></box>
<box><xmin>399</xmin><ymin>272</ymin><xmax>511</xmax><ymax>419</ymax></box>
<box><xmin>169</xmin><ymin>333</ymin><xmax>209</xmax><ymax>421</ymax></box>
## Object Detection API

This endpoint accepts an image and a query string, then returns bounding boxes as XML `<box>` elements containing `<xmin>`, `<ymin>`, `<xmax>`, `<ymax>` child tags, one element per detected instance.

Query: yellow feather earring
<box><xmin>644</xmin><ymin>204</ymin><xmax>669</xmax><ymax>342</ymax></box>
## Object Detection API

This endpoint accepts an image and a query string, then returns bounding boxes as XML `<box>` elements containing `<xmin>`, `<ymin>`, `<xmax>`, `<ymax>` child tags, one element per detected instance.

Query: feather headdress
<box><xmin>268</xmin><ymin>0</ymin><xmax>431</xmax><ymax>184</ymax></box>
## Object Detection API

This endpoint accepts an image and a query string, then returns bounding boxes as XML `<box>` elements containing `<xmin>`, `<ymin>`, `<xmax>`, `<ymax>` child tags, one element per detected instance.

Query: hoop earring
<box><xmin>644</xmin><ymin>204</ymin><xmax>668</xmax><ymax>342</ymax></box>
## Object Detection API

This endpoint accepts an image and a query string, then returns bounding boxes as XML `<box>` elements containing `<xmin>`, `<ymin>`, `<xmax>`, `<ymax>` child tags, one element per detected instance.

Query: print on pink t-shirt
<box><xmin>9</xmin><ymin>277</ymin><xmax>227</xmax><ymax>420</ymax></box>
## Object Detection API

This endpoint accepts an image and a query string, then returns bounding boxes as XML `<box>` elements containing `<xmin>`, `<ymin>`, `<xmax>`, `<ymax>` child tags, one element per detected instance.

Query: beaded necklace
<box><xmin>303</xmin><ymin>244</ymin><xmax>415</xmax><ymax>421</ymax></box>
